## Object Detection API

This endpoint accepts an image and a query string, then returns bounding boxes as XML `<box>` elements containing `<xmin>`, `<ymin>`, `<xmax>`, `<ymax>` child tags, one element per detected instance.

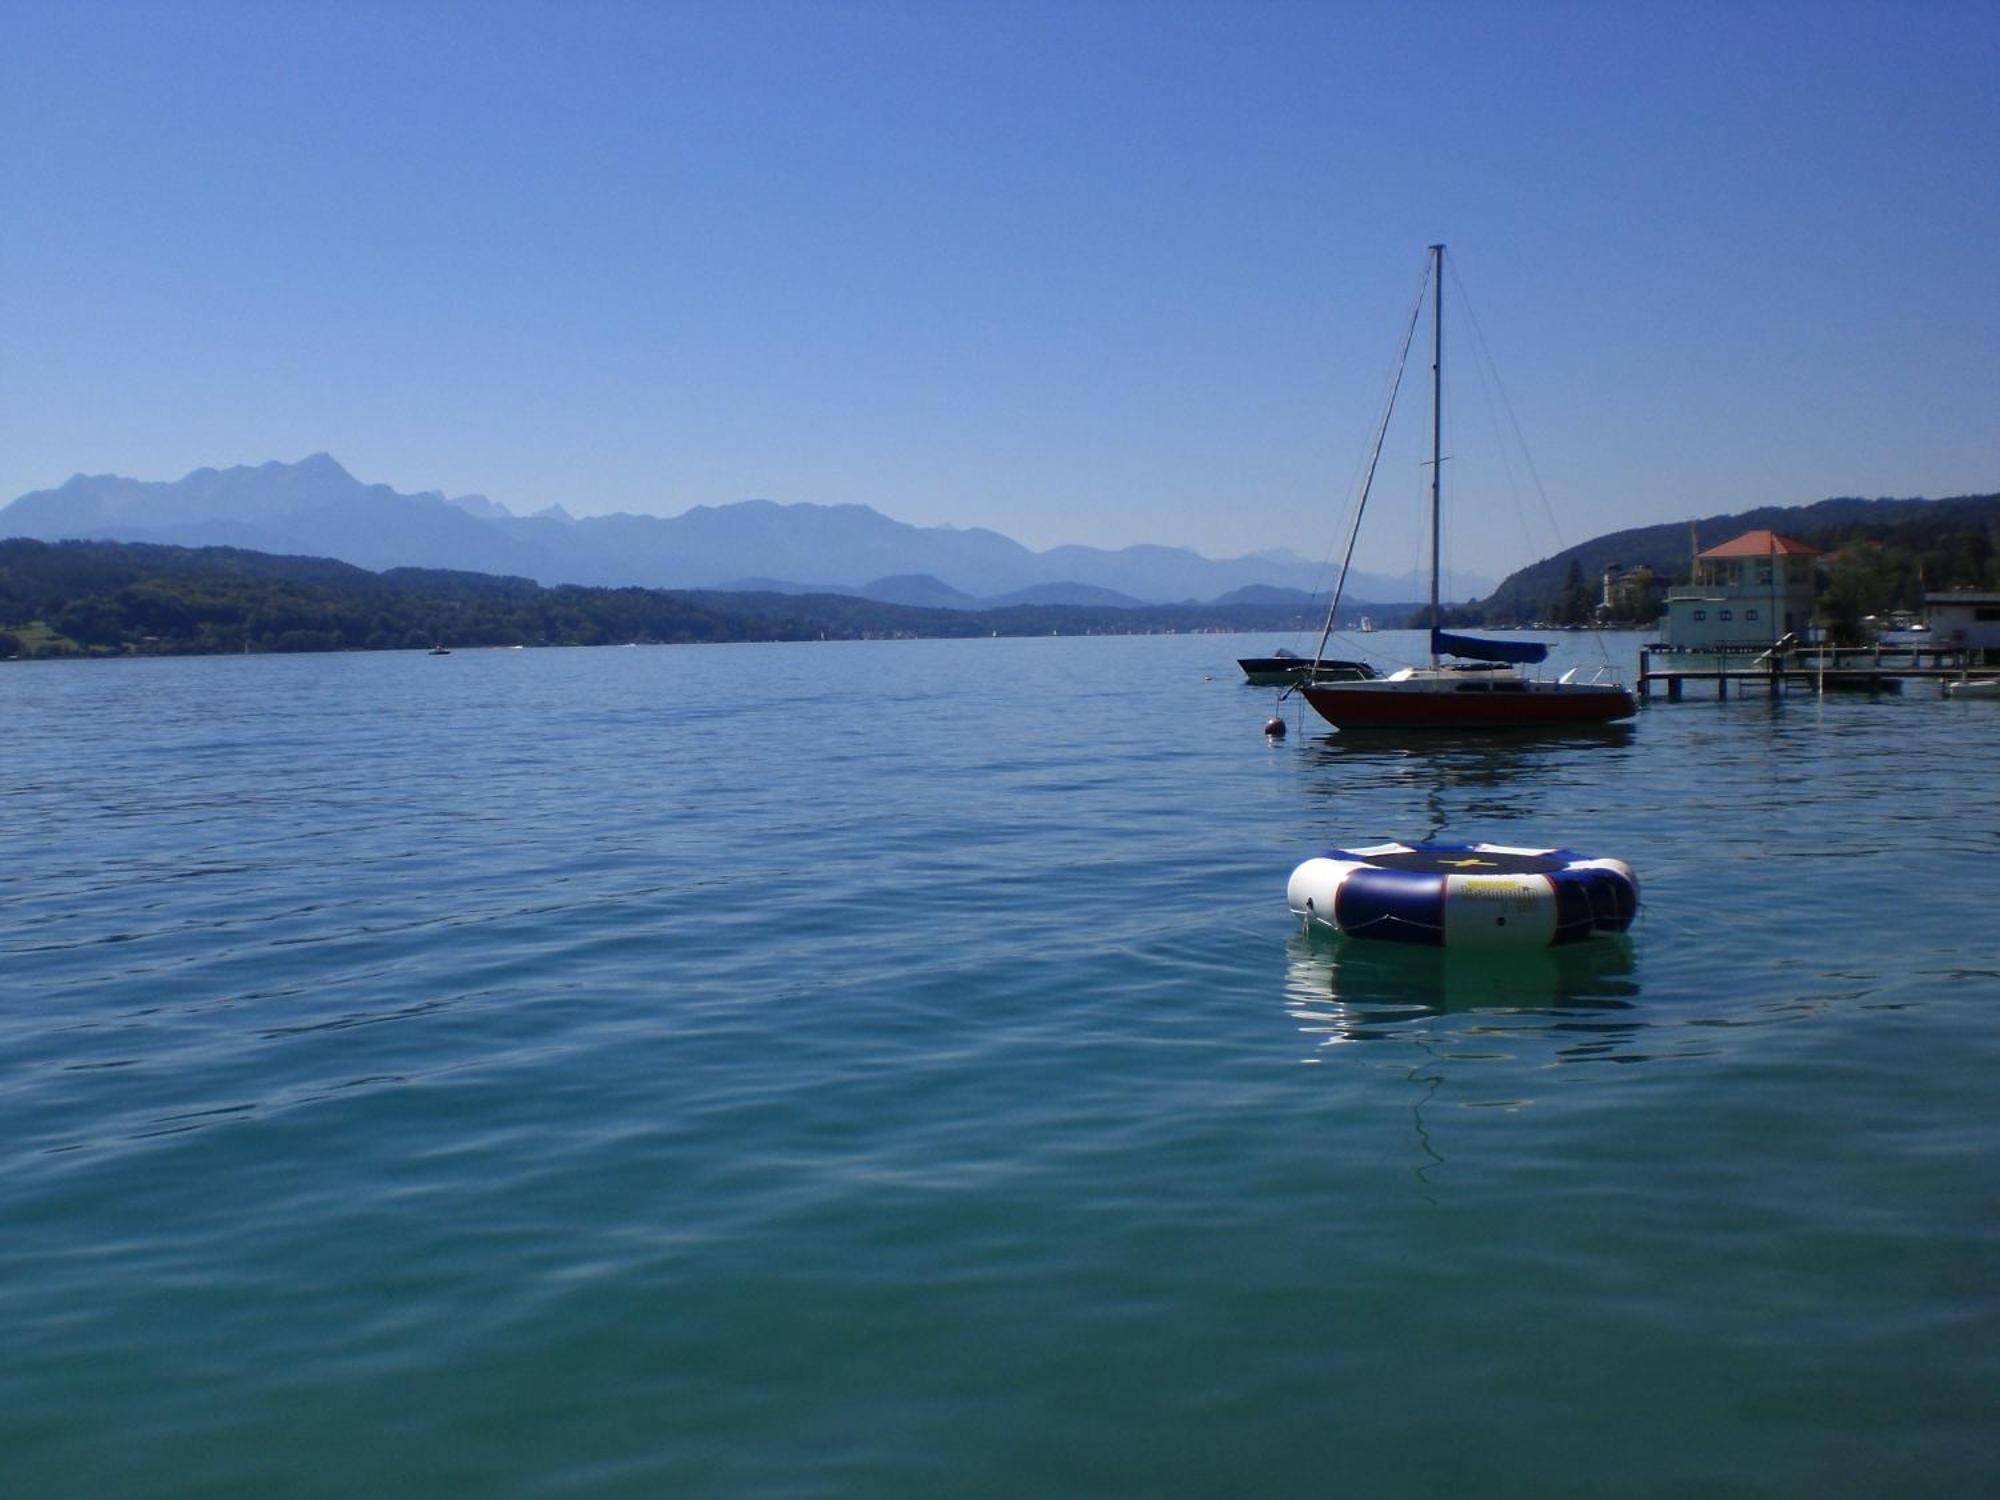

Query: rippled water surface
<box><xmin>5</xmin><ymin>634</ymin><xmax>1997</xmax><ymax>1496</ymax></box>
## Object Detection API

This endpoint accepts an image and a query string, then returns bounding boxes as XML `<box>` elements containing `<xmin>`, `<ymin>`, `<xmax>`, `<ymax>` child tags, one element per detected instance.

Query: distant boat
<box><xmin>1297</xmin><ymin>246</ymin><xmax>1634</xmax><ymax>731</ymax></box>
<box><xmin>429</xmin><ymin>644</ymin><xmax>450</xmax><ymax>656</ymax></box>
<box><xmin>1866</xmin><ymin>610</ymin><xmax>1929</xmax><ymax>645</ymax></box>
<box><xmin>1359</xmin><ymin>616</ymin><xmax>1376</xmax><ymax>633</ymax></box>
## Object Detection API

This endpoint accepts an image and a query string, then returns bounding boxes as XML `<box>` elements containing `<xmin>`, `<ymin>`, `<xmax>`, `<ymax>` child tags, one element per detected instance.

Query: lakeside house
<box><xmin>1656</xmin><ymin>529</ymin><xmax>1823</xmax><ymax>653</ymax></box>
<box><xmin>1924</xmin><ymin>591</ymin><xmax>2000</xmax><ymax>658</ymax></box>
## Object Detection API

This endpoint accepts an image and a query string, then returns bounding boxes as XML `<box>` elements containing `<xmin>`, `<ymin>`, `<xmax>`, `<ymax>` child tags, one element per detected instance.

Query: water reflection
<box><xmin>1282</xmin><ymin>926</ymin><xmax>1641</xmax><ymax>1048</ymax></box>
<box><xmin>1297</xmin><ymin>724</ymin><xmax>1637</xmax><ymax>838</ymax></box>
<box><xmin>1284</xmin><ymin>926</ymin><xmax>1668</xmax><ymax>1196</ymax></box>
<box><xmin>1299</xmin><ymin>722</ymin><xmax>1635</xmax><ymax>779</ymax></box>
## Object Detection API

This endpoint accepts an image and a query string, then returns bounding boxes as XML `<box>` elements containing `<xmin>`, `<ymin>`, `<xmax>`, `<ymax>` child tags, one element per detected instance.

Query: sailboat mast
<box><xmin>1428</xmin><ymin>243</ymin><xmax>1444</xmax><ymax>668</ymax></box>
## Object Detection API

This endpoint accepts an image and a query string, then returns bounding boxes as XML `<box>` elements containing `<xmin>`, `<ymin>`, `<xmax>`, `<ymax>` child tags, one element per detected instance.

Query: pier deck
<box><xmin>1637</xmin><ymin>643</ymin><xmax>1991</xmax><ymax>701</ymax></box>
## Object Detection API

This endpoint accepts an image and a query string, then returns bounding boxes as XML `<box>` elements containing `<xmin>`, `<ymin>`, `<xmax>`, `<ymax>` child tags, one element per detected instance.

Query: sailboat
<box><xmin>1298</xmin><ymin>245</ymin><xmax>1635</xmax><ymax>731</ymax></box>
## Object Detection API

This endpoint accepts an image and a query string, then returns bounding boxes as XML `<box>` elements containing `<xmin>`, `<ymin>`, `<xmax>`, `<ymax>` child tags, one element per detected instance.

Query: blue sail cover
<box><xmin>1431</xmin><ymin>629</ymin><xmax>1549</xmax><ymax>665</ymax></box>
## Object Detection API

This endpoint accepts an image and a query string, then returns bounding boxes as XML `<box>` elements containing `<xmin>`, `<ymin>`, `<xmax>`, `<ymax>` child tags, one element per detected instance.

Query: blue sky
<box><xmin>4</xmin><ymin>0</ymin><xmax>1995</xmax><ymax>579</ymax></box>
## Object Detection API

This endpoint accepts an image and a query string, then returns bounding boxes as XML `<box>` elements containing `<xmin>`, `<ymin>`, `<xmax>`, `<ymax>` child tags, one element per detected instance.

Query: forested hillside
<box><xmin>1477</xmin><ymin>493</ymin><xmax>2000</xmax><ymax>625</ymax></box>
<box><xmin>0</xmin><ymin>540</ymin><xmax>1326</xmax><ymax>659</ymax></box>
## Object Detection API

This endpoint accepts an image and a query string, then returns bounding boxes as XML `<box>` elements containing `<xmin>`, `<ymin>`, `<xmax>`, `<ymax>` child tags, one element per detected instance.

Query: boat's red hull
<box><xmin>1299</xmin><ymin>680</ymin><xmax>1636</xmax><ymax>729</ymax></box>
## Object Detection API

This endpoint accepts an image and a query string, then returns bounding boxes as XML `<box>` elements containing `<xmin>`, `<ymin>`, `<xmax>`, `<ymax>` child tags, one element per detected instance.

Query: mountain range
<box><xmin>0</xmin><ymin>455</ymin><xmax>1491</xmax><ymax>607</ymax></box>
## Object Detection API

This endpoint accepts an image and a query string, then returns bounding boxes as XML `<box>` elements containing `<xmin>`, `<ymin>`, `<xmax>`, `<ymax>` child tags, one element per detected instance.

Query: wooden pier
<box><xmin>1637</xmin><ymin>642</ymin><xmax>1984</xmax><ymax>702</ymax></box>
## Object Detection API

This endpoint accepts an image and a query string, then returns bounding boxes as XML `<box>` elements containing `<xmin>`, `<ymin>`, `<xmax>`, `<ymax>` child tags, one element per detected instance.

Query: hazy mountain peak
<box><xmin>448</xmin><ymin>492</ymin><xmax>512</xmax><ymax>520</ymax></box>
<box><xmin>1</xmin><ymin>456</ymin><xmax>1378</xmax><ymax>603</ymax></box>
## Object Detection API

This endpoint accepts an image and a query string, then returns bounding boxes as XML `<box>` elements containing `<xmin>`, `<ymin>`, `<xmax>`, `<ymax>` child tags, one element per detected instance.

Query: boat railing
<box><xmin>1558</xmin><ymin>664</ymin><xmax>1623</xmax><ymax>687</ymax></box>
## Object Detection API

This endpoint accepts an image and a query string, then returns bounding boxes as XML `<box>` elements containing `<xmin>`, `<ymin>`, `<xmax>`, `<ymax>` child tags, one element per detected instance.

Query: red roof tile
<box><xmin>1697</xmin><ymin>529</ymin><xmax>1823</xmax><ymax>559</ymax></box>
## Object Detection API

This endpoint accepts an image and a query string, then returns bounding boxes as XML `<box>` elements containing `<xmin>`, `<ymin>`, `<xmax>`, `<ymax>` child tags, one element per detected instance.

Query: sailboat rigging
<box><xmin>1297</xmin><ymin>245</ymin><xmax>1635</xmax><ymax>730</ymax></box>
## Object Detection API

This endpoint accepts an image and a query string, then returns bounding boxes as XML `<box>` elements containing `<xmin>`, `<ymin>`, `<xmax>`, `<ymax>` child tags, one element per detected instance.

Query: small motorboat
<box><xmin>1943</xmin><ymin>676</ymin><xmax>2000</xmax><ymax>700</ymax></box>
<box><xmin>1237</xmin><ymin>649</ymin><xmax>1376</xmax><ymax>686</ymax></box>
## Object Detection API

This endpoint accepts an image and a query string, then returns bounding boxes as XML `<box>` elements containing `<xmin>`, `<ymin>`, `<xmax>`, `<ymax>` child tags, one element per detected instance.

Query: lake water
<box><xmin>4</xmin><ymin>632</ymin><xmax>1996</xmax><ymax>1497</ymax></box>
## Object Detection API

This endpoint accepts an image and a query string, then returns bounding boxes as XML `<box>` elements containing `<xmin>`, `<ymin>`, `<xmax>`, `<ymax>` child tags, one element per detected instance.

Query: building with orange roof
<box><xmin>1657</xmin><ymin>529</ymin><xmax>1825</xmax><ymax>652</ymax></box>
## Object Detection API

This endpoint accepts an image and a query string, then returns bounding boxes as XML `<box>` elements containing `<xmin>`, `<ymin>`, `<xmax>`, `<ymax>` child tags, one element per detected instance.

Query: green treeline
<box><xmin>0</xmin><ymin>540</ymin><xmax>1325</xmax><ymax>660</ymax></box>
<box><xmin>1812</xmin><ymin>513</ymin><xmax>2000</xmax><ymax>636</ymax></box>
<box><xmin>1474</xmin><ymin>492</ymin><xmax>2000</xmax><ymax>627</ymax></box>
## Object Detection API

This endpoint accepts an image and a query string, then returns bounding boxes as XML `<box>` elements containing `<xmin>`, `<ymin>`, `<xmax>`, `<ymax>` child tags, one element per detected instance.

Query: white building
<box><xmin>1924</xmin><ymin>592</ymin><xmax>2000</xmax><ymax>657</ymax></box>
<box><xmin>1656</xmin><ymin>530</ymin><xmax>1822</xmax><ymax>652</ymax></box>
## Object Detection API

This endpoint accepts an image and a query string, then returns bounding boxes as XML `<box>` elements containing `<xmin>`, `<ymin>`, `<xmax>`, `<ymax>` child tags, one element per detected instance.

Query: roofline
<box><xmin>1696</xmin><ymin>530</ymin><xmax>1824</xmax><ymax>560</ymax></box>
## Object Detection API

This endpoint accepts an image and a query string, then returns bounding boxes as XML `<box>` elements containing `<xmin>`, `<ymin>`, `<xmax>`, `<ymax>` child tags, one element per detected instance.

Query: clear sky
<box><xmin>4</xmin><ymin>0</ymin><xmax>1996</xmax><ymax>579</ymax></box>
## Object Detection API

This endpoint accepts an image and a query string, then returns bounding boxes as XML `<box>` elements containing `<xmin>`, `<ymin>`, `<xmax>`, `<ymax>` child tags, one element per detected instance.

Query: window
<box><xmin>1720</xmin><ymin>609</ymin><xmax>1734</xmax><ymax>621</ymax></box>
<box><xmin>1745</xmin><ymin>609</ymin><xmax>1759</xmax><ymax>621</ymax></box>
<box><xmin>1693</xmin><ymin>610</ymin><xmax>1708</xmax><ymax>621</ymax></box>
<box><xmin>1755</xmin><ymin>564</ymin><xmax>1773</xmax><ymax>586</ymax></box>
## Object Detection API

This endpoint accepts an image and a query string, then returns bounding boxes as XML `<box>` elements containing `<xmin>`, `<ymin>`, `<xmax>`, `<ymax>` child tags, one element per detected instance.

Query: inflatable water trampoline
<box><xmin>1288</xmin><ymin>842</ymin><xmax>1638</xmax><ymax>948</ymax></box>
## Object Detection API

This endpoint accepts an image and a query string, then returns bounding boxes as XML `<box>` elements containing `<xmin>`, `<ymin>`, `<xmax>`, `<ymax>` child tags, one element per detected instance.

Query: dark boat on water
<box><xmin>1237</xmin><ymin>649</ymin><xmax>1376</xmax><ymax>686</ymax></box>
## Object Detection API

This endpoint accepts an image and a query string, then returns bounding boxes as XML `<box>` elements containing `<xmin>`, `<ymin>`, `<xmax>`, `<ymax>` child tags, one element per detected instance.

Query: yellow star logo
<box><xmin>1441</xmin><ymin>857</ymin><xmax>1496</xmax><ymax>869</ymax></box>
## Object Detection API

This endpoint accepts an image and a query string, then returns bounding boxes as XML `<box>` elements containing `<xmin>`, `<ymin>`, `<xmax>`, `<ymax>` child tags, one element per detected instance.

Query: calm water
<box><xmin>4</xmin><ymin>633</ymin><xmax>1996</xmax><ymax>1497</ymax></box>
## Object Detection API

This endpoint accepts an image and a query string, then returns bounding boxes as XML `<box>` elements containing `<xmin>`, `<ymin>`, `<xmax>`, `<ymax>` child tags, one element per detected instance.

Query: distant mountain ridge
<box><xmin>0</xmin><ymin>455</ymin><xmax>1485</xmax><ymax>606</ymax></box>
